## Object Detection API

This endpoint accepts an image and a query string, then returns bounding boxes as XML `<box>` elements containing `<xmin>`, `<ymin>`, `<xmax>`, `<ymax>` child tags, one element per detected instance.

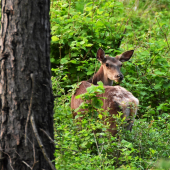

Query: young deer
<box><xmin>71</xmin><ymin>48</ymin><xmax>139</xmax><ymax>136</ymax></box>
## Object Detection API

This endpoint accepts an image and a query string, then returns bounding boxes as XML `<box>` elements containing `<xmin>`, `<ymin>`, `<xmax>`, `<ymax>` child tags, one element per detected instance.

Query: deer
<box><xmin>71</xmin><ymin>48</ymin><xmax>139</xmax><ymax>136</ymax></box>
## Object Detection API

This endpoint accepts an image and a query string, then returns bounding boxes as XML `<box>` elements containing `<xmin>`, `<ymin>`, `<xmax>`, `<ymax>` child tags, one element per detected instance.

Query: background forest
<box><xmin>50</xmin><ymin>0</ymin><xmax>170</xmax><ymax>169</ymax></box>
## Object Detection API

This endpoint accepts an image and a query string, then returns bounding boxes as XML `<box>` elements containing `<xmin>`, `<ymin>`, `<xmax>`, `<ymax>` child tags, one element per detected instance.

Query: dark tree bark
<box><xmin>0</xmin><ymin>0</ymin><xmax>54</xmax><ymax>170</ymax></box>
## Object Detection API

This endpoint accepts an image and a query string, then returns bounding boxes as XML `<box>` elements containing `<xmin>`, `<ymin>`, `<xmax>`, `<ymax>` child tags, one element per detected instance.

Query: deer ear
<box><xmin>96</xmin><ymin>48</ymin><xmax>105</xmax><ymax>62</ymax></box>
<box><xmin>116</xmin><ymin>50</ymin><xmax>134</xmax><ymax>62</ymax></box>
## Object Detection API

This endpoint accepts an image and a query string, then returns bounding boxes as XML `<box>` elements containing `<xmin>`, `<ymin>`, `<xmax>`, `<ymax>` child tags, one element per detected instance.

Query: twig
<box><xmin>31</xmin><ymin>161</ymin><xmax>39</xmax><ymax>170</ymax></box>
<box><xmin>40</xmin><ymin>128</ymin><xmax>55</xmax><ymax>146</ymax></box>
<box><xmin>22</xmin><ymin>161</ymin><xmax>32</xmax><ymax>169</ymax></box>
<box><xmin>93</xmin><ymin>131</ymin><xmax>101</xmax><ymax>157</ymax></box>
<box><xmin>100</xmin><ymin>142</ymin><xmax>104</xmax><ymax>154</ymax></box>
<box><xmin>32</xmin><ymin>139</ymin><xmax>39</xmax><ymax>170</ymax></box>
<box><xmin>7</xmin><ymin>153</ymin><xmax>14</xmax><ymax>170</ymax></box>
<box><xmin>33</xmin><ymin>140</ymin><xmax>36</xmax><ymax>163</ymax></box>
<box><xmin>25</xmin><ymin>73</ymin><xmax>35</xmax><ymax>146</ymax></box>
<box><xmin>30</xmin><ymin>114</ymin><xmax>56</xmax><ymax>170</ymax></box>
<box><xmin>14</xmin><ymin>149</ymin><xmax>32</xmax><ymax>169</ymax></box>
<box><xmin>0</xmin><ymin>150</ymin><xmax>14</xmax><ymax>170</ymax></box>
<box><xmin>16</xmin><ymin>146</ymin><xmax>38</xmax><ymax>170</ymax></box>
<box><xmin>83</xmin><ymin>44</ymin><xmax>94</xmax><ymax>60</ymax></box>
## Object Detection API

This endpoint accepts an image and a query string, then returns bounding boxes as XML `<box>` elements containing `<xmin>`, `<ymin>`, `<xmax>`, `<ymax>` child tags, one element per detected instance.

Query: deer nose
<box><xmin>116</xmin><ymin>74</ymin><xmax>124</xmax><ymax>80</ymax></box>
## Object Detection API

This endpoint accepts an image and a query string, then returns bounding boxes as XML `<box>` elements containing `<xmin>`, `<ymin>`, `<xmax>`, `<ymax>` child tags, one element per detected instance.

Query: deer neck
<box><xmin>88</xmin><ymin>66</ymin><xmax>113</xmax><ymax>86</ymax></box>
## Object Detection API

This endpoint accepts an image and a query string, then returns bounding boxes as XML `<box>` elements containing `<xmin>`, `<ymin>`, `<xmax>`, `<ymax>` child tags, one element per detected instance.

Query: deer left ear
<box><xmin>96</xmin><ymin>48</ymin><xmax>106</xmax><ymax>62</ymax></box>
<box><xmin>116</xmin><ymin>50</ymin><xmax>134</xmax><ymax>62</ymax></box>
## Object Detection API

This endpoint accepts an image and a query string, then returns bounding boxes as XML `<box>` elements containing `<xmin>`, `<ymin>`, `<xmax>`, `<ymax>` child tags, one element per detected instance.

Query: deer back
<box><xmin>71</xmin><ymin>81</ymin><xmax>139</xmax><ymax>136</ymax></box>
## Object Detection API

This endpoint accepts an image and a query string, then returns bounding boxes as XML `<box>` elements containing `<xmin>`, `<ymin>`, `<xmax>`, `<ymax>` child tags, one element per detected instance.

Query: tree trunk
<box><xmin>0</xmin><ymin>0</ymin><xmax>54</xmax><ymax>169</ymax></box>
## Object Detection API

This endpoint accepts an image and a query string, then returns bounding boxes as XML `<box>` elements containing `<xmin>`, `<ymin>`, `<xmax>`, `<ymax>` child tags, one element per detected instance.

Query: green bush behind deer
<box><xmin>51</xmin><ymin>0</ymin><xmax>170</xmax><ymax>169</ymax></box>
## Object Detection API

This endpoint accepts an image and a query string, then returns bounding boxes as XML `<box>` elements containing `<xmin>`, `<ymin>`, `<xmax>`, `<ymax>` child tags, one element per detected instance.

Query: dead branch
<box><xmin>22</xmin><ymin>161</ymin><xmax>32</xmax><ymax>169</ymax></box>
<box><xmin>0</xmin><ymin>150</ymin><xmax>14</xmax><ymax>170</ymax></box>
<box><xmin>30</xmin><ymin>113</ymin><xmax>56</xmax><ymax>170</ymax></box>
<box><xmin>33</xmin><ymin>139</ymin><xmax>36</xmax><ymax>163</ymax></box>
<box><xmin>25</xmin><ymin>73</ymin><xmax>36</xmax><ymax>146</ymax></box>
<box><xmin>15</xmin><ymin>149</ymin><xmax>33</xmax><ymax>170</ymax></box>
<box><xmin>40</xmin><ymin>128</ymin><xmax>55</xmax><ymax>146</ymax></box>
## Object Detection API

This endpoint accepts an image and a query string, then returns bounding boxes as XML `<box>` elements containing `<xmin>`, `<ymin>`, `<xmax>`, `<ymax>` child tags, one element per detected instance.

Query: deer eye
<box><xmin>106</xmin><ymin>63</ymin><xmax>109</xmax><ymax>67</ymax></box>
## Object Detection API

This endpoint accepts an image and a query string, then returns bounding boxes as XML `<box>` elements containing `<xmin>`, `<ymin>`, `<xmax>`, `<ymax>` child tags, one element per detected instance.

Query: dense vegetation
<box><xmin>50</xmin><ymin>0</ymin><xmax>170</xmax><ymax>169</ymax></box>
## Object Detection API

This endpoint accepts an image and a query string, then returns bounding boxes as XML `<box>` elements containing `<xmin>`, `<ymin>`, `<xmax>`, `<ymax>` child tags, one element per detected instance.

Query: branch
<box><xmin>30</xmin><ymin>114</ymin><xmax>56</xmax><ymax>170</ymax></box>
<box><xmin>82</xmin><ymin>44</ymin><xmax>94</xmax><ymax>60</ymax></box>
<box><xmin>25</xmin><ymin>73</ymin><xmax>35</xmax><ymax>146</ymax></box>
<box><xmin>0</xmin><ymin>150</ymin><xmax>14</xmax><ymax>170</ymax></box>
<box><xmin>93</xmin><ymin>131</ymin><xmax>101</xmax><ymax>157</ymax></box>
<box><xmin>40</xmin><ymin>128</ymin><xmax>55</xmax><ymax>146</ymax></box>
<box><xmin>22</xmin><ymin>161</ymin><xmax>32</xmax><ymax>169</ymax></box>
<box><xmin>15</xmin><ymin>147</ymin><xmax>38</xmax><ymax>170</ymax></box>
<box><xmin>33</xmin><ymin>140</ymin><xmax>36</xmax><ymax>163</ymax></box>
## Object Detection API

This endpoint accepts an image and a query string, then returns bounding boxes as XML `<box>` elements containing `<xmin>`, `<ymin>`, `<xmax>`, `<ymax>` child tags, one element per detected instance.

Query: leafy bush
<box><xmin>52</xmin><ymin>80</ymin><xmax>170</xmax><ymax>169</ymax></box>
<box><xmin>51</xmin><ymin>0</ymin><xmax>136</xmax><ymax>85</ymax></box>
<box><xmin>51</xmin><ymin>0</ymin><xmax>170</xmax><ymax>169</ymax></box>
<box><xmin>51</xmin><ymin>0</ymin><xmax>170</xmax><ymax>116</ymax></box>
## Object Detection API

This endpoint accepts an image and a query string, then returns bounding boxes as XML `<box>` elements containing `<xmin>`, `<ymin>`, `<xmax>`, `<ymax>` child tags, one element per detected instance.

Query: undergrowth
<box><xmin>51</xmin><ymin>0</ymin><xmax>170</xmax><ymax>169</ymax></box>
<box><xmin>52</xmin><ymin>76</ymin><xmax>170</xmax><ymax>169</ymax></box>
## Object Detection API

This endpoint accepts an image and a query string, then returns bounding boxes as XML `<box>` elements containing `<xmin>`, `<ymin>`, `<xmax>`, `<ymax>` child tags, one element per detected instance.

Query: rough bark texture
<box><xmin>0</xmin><ymin>0</ymin><xmax>54</xmax><ymax>169</ymax></box>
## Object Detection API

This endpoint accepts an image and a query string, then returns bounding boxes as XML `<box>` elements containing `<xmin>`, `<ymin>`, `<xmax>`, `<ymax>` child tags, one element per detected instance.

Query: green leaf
<box><xmin>86</xmin><ymin>85</ymin><xmax>96</xmax><ymax>93</ymax></box>
<box><xmin>149</xmin><ymin>110</ymin><xmax>155</xmax><ymax>114</ymax></box>
<box><xmin>80</xmin><ymin>41</ymin><xmax>85</xmax><ymax>45</ymax></box>
<box><xmin>70</xmin><ymin>60</ymin><xmax>77</xmax><ymax>64</ymax></box>
<box><xmin>51</xmin><ymin>36</ymin><xmax>59</xmax><ymax>42</ymax></box>
<box><xmin>92</xmin><ymin>98</ymin><xmax>103</xmax><ymax>108</ymax></box>
<box><xmin>75</xmin><ymin>94</ymin><xmax>82</xmax><ymax>99</ymax></box>
<box><xmin>154</xmin><ymin>84</ymin><xmax>161</xmax><ymax>89</ymax></box>
<box><xmin>87</xmin><ymin>70</ymin><xmax>94</xmax><ymax>75</ymax></box>
<box><xmin>51</xmin><ymin>26</ymin><xmax>58</xmax><ymax>31</ymax></box>
<box><xmin>60</xmin><ymin>58</ymin><xmax>69</xmax><ymax>64</ymax></box>
<box><xmin>86</xmin><ymin>44</ymin><xmax>93</xmax><ymax>47</ymax></box>
<box><xmin>97</xmin><ymin>81</ymin><xmax>104</xmax><ymax>87</ymax></box>
<box><xmin>98</xmin><ymin>114</ymin><xmax>103</xmax><ymax>119</ymax></box>
<box><xmin>50</xmin><ymin>58</ymin><xmax>55</xmax><ymax>63</ymax></box>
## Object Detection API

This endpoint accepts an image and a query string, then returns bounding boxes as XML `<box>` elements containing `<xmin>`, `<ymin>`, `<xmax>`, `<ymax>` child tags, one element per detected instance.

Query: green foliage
<box><xmin>51</xmin><ymin>0</ymin><xmax>170</xmax><ymax>116</ymax></box>
<box><xmin>51</xmin><ymin>0</ymin><xmax>170</xmax><ymax>169</ymax></box>
<box><xmin>50</xmin><ymin>0</ymin><xmax>132</xmax><ymax>85</ymax></box>
<box><xmin>53</xmin><ymin>82</ymin><xmax>170</xmax><ymax>169</ymax></box>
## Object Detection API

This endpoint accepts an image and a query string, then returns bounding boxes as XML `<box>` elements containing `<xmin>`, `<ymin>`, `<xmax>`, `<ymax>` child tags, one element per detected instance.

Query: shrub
<box><xmin>52</xmin><ymin>78</ymin><xmax>170</xmax><ymax>169</ymax></box>
<box><xmin>51</xmin><ymin>0</ymin><xmax>170</xmax><ymax>169</ymax></box>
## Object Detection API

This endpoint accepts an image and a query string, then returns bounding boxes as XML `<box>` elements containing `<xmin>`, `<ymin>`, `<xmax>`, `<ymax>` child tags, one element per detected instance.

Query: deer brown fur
<box><xmin>71</xmin><ymin>48</ymin><xmax>139</xmax><ymax>136</ymax></box>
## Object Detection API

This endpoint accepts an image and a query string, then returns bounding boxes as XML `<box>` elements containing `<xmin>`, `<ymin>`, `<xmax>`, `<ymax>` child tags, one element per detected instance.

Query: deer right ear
<box><xmin>96</xmin><ymin>48</ymin><xmax>105</xmax><ymax>62</ymax></box>
<box><xmin>116</xmin><ymin>50</ymin><xmax>134</xmax><ymax>62</ymax></box>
